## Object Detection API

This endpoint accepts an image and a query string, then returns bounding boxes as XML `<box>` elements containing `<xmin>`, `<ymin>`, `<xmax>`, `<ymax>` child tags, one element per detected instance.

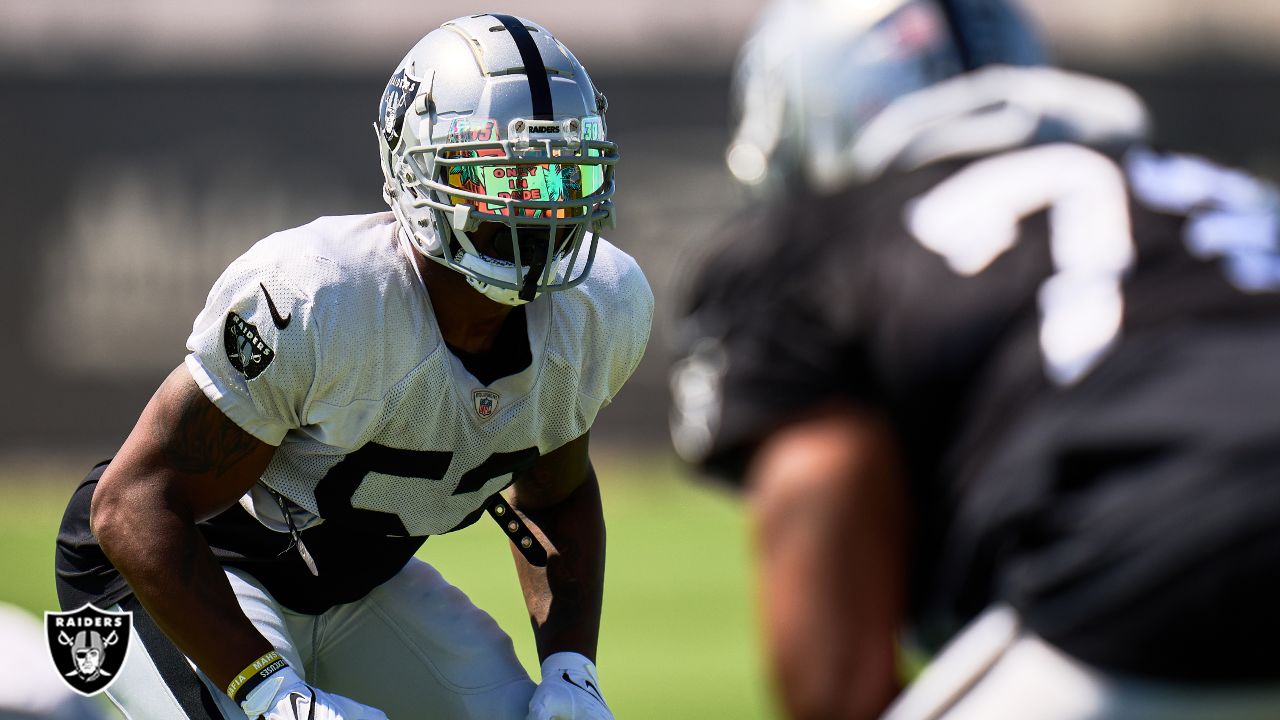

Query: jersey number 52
<box><xmin>314</xmin><ymin>444</ymin><xmax>540</xmax><ymax>536</ymax></box>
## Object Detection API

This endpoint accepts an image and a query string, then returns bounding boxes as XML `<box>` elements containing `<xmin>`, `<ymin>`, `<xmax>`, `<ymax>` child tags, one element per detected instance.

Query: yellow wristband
<box><xmin>226</xmin><ymin>650</ymin><xmax>285</xmax><ymax>701</ymax></box>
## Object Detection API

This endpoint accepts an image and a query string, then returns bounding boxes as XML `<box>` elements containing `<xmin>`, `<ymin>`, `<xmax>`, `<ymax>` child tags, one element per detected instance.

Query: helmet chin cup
<box><xmin>466</xmin><ymin>276</ymin><xmax>532</xmax><ymax>306</ymax></box>
<box><xmin>458</xmin><ymin>251</ymin><xmax>560</xmax><ymax>306</ymax></box>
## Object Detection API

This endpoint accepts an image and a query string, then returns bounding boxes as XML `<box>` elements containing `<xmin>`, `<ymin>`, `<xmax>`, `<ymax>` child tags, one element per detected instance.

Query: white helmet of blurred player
<box><xmin>726</xmin><ymin>0</ymin><xmax>1045</xmax><ymax>194</ymax></box>
<box><xmin>377</xmin><ymin>14</ymin><xmax>618</xmax><ymax>305</ymax></box>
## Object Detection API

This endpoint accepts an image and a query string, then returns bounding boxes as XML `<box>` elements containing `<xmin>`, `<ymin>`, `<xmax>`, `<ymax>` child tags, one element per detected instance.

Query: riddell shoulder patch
<box><xmin>224</xmin><ymin>311</ymin><xmax>275</xmax><ymax>380</ymax></box>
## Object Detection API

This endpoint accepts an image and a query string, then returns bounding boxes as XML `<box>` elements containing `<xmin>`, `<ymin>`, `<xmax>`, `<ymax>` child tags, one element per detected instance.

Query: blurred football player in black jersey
<box><xmin>670</xmin><ymin>0</ymin><xmax>1280</xmax><ymax>718</ymax></box>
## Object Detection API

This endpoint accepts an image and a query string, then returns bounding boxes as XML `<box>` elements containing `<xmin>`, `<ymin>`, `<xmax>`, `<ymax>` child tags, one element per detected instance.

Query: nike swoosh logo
<box><xmin>260</xmin><ymin>282</ymin><xmax>292</xmax><ymax>329</ymax></box>
<box><xmin>288</xmin><ymin>690</ymin><xmax>316</xmax><ymax>720</ymax></box>
<box><xmin>562</xmin><ymin>671</ymin><xmax>606</xmax><ymax>705</ymax></box>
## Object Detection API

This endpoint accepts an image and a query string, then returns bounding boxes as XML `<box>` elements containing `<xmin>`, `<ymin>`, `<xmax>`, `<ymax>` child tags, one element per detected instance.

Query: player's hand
<box><xmin>245</xmin><ymin>665</ymin><xmax>388</xmax><ymax>720</ymax></box>
<box><xmin>262</xmin><ymin>687</ymin><xmax>388</xmax><ymax>720</ymax></box>
<box><xmin>527</xmin><ymin>652</ymin><xmax>613</xmax><ymax>720</ymax></box>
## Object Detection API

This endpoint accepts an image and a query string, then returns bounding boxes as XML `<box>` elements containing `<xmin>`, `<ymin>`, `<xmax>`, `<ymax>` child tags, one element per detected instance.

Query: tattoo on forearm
<box><xmin>160</xmin><ymin>384</ymin><xmax>259</xmax><ymax>476</ymax></box>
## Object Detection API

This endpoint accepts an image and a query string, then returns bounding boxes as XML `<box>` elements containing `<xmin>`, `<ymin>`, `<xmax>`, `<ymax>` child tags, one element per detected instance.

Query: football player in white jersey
<box><xmin>55</xmin><ymin>14</ymin><xmax>651</xmax><ymax>720</ymax></box>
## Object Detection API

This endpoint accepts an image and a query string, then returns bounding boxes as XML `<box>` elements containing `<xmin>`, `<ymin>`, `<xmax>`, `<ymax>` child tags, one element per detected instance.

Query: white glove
<box><xmin>243</xmin><ymin>665</ymin><xmax>388</xmax><ymax>720</ymax></box>
<box><xmin>527</xmin><ymin>652</ymin><xmax>613</xmax><ymax>720</ymax></box>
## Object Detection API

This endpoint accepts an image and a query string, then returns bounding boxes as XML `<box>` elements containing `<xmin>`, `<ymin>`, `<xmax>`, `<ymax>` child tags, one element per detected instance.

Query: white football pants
<box><xmin>106</xmin><ymin>560</ymin><xmax>535</xmax><ymax>719</ymax></box>
<box><xmin>883</xmin><ymin>605</ymin><xmax>1280</xmax><ymax>720</ymax></box>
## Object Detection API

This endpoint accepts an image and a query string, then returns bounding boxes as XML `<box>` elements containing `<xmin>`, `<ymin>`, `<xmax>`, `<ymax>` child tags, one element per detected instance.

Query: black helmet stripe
<box><xmin>490</xmin><ymin>14</ymin><xmax>555</xmax><ymax>120</ymax></box>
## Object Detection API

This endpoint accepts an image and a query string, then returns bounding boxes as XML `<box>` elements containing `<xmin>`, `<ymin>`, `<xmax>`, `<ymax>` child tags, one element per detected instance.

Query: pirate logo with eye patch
<box><xmin>45</xmin><ymin>604</ymin><xmax>133</xmax><ymax>696</ymax></box>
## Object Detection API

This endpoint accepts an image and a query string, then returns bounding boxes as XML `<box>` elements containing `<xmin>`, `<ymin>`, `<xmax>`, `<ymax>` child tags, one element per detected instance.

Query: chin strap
<box><xmin>456</xmin><ymin>242</ymin><xmax>561</xmax><ymax>306</ymax></box>
<box><xmin>519</xmin><ymin>252</ymin><xmax>549</xmax><ymax>303</ymax></box>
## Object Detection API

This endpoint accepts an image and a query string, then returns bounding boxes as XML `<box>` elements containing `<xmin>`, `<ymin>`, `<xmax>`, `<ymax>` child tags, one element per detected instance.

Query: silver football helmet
<box><xmin>377</xmin><ymin>14</ymin><xmax>617</xmax><ymax>306</ymax></box>
<box><xmin>727</xmin><ymin>0</ymin><xmax>1045</xmax><ymax>193</ymax></box>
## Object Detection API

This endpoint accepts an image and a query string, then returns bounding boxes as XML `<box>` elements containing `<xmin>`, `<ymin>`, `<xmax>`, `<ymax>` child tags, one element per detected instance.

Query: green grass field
<box><xmin>0</xmin><ymin>454</ymin><xmax>778</xmax><ymax>719</ymax></box>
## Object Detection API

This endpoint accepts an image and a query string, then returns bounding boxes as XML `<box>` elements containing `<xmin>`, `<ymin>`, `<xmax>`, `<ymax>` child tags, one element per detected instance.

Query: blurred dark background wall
<box><xmin>2</xmin><ymin>1</ymin><xmax>1278</xmax><ymax>461</ymax></box>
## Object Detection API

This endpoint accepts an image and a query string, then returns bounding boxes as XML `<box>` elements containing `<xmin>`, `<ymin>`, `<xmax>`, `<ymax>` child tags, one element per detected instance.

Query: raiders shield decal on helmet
<box><xmin>473</xmin><ymin>389</ymin><xmax>500</xmax><ymax>421</ymax></box>
<box><xmin>379</xmin><ymin>68</ymin><xmax>421</xmax><ymax>149</ymax></box>
<box><xmin>45</xmin><ymin>604</ymin><xmax>133</xmax><ymax>696</ymax></box>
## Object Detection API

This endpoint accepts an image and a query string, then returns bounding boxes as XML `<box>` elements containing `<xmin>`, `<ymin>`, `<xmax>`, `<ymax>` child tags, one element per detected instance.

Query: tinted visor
<box><xmin>440</xmin><ymin>117</ymin><xmax>607</xmax><ymax>218</ymax></box>
<box><xmin>447</xmin><ymin>161</ymin><xmax>602</xmax><ymax>217</ymax></box>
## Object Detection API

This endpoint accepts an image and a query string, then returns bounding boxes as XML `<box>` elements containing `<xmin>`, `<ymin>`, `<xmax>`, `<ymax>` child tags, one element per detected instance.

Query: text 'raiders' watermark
<box><xmin>46</xmin><ymin>604</ymin><xmax>133</xmax><ymax>696</ymax></box>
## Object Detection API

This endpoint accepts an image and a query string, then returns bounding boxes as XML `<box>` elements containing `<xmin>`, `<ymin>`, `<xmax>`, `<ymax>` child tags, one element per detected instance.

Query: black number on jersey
<box><xmin>455</xmin><ymin>448</ymin><xmax>541</xmax><ymax>495</ymax></box>
<box><xmin>314</xmin><ymin>443</ymin><xmax>540</xmax><ymax>536</ymax></box>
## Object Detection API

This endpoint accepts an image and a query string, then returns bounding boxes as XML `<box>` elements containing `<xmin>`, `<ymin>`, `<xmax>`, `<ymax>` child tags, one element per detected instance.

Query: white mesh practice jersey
<box><xmin>185</xmin><ymin>212</ymin><xmax>652</xmax><ymax>537</ymax></box>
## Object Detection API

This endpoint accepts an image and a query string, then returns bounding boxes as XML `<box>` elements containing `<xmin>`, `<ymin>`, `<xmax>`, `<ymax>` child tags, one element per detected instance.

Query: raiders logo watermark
<box><xmin>473</xmin><ymin>389</ymin><xmax>500</xmax><ymax>420</ymax></box>
<box><xmin>224</xmin><ymin>311</ymin><xmax>275</xmax><ymax>380</ymax></box>
<box><xmin>45</xmin><ymin>604</ymin><xmax>133</xmax><ymax>696</ymax></box>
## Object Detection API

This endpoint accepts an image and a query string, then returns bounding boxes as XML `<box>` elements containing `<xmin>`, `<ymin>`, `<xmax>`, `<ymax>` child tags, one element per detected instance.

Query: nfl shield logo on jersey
<box><xmin>45</xmin><ymin>604</ymin><xmax>133</xmax><ymax>696</ymax></box>
<box><xmin>473</xmin><ymin>389</ymin><xmax>500</xmax><ymax>420</ymax></box>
